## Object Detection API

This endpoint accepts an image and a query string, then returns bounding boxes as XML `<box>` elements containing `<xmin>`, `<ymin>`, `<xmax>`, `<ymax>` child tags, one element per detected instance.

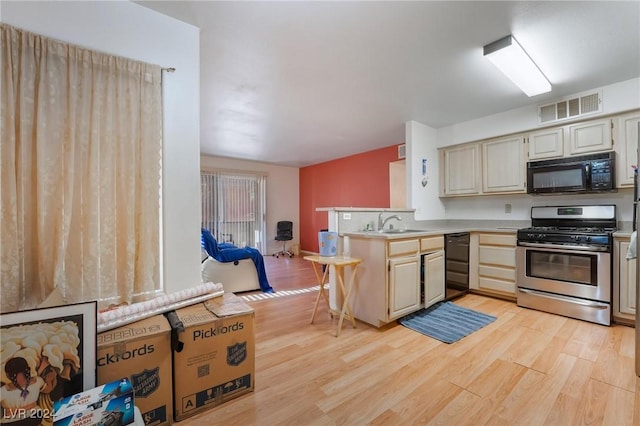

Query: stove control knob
<box><xmin>585</xmin><ymin>236</ymin><xmax>591</xmax><ymax>242</ymax></box>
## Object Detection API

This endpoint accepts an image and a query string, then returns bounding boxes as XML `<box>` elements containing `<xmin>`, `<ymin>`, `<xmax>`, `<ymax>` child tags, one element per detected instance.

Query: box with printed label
<box><xmin>54</xmin><ymin>393</ymin><xmax>134</xmax><ymax>426</ymax></box>
<box><xmin>53</xmin><ymin>378</ymin><xmax>134</xmax><ymax>426</ymax></box>
<box><xmin>97</xmin><ymin>315</ymin><xmax>173</xmax><ymax>426</ymax></box>
<box><xmin>169</xmin><ymin>294</ymin><xmax>255</xmax><ymax>421</ymax></box>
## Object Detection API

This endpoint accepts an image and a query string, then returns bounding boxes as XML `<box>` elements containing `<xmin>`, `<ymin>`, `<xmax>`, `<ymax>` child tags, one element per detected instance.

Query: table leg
<box><xmin>310</xmin><ymin>261</ymin><xmax>331</xmax><ymax>324</ymax></box>
<box><xmin>335</xmin><ymin>264</ymin><xmax>358</xmax><ymax>337</ymax></box>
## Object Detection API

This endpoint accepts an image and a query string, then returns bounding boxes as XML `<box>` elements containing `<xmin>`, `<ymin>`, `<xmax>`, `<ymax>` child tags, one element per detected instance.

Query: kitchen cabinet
<box><xmin>614</xmin><ymin>111</ymin><xmax>640</xmax><ymax>188</ymax></box>
<box><xmin>347</xmin><ymin>234</ymin><xmax>444</xmax><ymax>328</ymax></box>
<box><xmin>388</xmin><ymin>255</ymin><xmax>421</xmax><ymax>319</ymax></box>
<box><xmin>387</xmin><ymin>237</ymin><xmax>422</xmax><ymax>318</ymax></box>
<box><xmin>528</xmin><ymin>127</ymin><xmax>564</xmax><ymax>160</ymax></box>
<box><xmin>482</xmin><ymin>135</ymin><xmax>526</xmax><ymax>193</ymax></box>
<box><xmin>568</xmin><ymin>118</ymin><xmax>612</xmax><ymax>155</ymax></box>
<box><xmin>348</xmin><ymin>236</ymin><xmax>419</xmax><ymax>327</ymax></box>
<box><xmin>440</xmin><ymin>136</ymin><xmax>525</xmax><ymax>197</ymax></box>
<box><xmin>423</xmin><ymin>250</ymin><xmax>445</xmax><ymax>307</ymax></box>
<box><xmin>469</xmin><ymin>232</ymin><xmax>517</xmax><ymax>300</ymax></box>
<box><xmin>440</xmin><ymin>144</ymin><xmax>481</xmax><ymax>196</ymax></box>
<box><xmin>527</xmin><ymin>118</ymin><xmax>612</xmax><ymax>160</ymax></box>
<box><xmin>436</xmin><ymin>113</ymin><xmax>635</xmax><ymax>198</ymax></box>
<box><xmin>614</xmin><ymin>237</ymin><xmax>636</xmax><ymax>325</ymax></box>
<box><xmin>421</xmin><ymin>236</ymin><xmax>445</xmax><ymax>307</ymax></box>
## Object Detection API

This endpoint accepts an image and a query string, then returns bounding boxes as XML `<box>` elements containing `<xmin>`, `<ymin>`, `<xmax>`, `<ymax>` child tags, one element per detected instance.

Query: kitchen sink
<box><xmin>377</xmin><ymin>228</ymin><xmax>427</xmax><ymax>234</ymax></box>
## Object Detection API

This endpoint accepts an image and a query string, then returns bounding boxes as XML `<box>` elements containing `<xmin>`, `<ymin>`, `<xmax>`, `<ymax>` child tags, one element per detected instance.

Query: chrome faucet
<box><xmin>378</xmin><ymin>213</ymin><xmax>402</xmax><ymax>231</ymax></box>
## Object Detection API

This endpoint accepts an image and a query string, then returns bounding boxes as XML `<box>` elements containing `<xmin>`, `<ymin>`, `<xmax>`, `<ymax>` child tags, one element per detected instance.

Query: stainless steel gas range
<box><xmin>516</xmin><ymin>205</ymin><xmax>617</xmax><ymax>326</ymax></box>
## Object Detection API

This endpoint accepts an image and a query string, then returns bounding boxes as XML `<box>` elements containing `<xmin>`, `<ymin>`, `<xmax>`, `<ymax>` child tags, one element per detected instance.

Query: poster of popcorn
<box><xmin>0</xmin><ymin>302</ymin><xmax>96</xmax><ymax>426</ymax></box>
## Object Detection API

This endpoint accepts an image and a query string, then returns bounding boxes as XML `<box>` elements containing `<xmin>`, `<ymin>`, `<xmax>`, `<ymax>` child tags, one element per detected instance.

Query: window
<box><xmin>201</xmin><ymin>171</ymin><xmax>266</xmax><ymax>252</ymax></box>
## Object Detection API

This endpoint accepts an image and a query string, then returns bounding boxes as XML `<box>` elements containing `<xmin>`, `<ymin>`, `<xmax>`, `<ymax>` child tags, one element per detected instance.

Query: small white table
<box><xmin>304</xmin><ymin>255</ymin><xmax>363</xmax><ymax>337</ymax></box>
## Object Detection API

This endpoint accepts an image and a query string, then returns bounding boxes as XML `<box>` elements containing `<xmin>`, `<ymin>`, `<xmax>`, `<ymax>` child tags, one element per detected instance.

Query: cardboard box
<box><xmin>53</xmin><ymin>378</ymin><xmax>134</xmax><ymax>426</ymax></box>
<box><xmin>97</xmin><ymin>315</ymin><xmax>173</xmax><ymax>426</ymax></box>
<box><xmin>169</xmin><ymin>293</ymin><xmax>255</xmax><ymax>421</ymax></box>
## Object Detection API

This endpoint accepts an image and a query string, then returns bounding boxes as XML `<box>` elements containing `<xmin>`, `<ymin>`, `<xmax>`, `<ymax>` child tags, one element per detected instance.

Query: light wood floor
<box><xmin>182</xmin><ymin>255</ymin><xmax>640</xmax><ymax>425</ymax></box>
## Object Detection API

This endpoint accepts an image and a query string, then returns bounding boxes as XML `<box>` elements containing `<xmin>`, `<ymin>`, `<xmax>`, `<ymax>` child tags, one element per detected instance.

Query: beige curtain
<box><xmin>1</xmin><ymin>24</ymin><xmax>162</xmax><ymax>312</ymax></box>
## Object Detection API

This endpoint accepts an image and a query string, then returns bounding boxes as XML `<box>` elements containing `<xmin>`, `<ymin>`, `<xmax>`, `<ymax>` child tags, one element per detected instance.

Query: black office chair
<box><xmin>273</xmin><ymin>221</ymin><xmax>294</xmax><ymax>258</ymax></box>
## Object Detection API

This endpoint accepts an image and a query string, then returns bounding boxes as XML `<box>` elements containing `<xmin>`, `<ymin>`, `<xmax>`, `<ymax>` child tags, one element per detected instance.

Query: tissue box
<box><xmin>53</xmin><ymin>394</ymin><xmax>134</xmax><ymax>426</ymax></box>
<box><xmin>53</xmin><ymin>378</ymin><xmax>134</xmax><ymax>425</ymax></box>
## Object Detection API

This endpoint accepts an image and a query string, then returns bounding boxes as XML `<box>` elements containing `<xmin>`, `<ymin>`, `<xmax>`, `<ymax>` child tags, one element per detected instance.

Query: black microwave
<box><xmin>527</xmin><ymin>152</ymin><xmax>615</xmax><ymax>195</ymax></box>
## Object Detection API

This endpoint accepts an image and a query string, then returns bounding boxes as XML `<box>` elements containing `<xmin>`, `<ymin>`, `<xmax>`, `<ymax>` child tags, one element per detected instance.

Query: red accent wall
<box><xmin>299</xmin><ymin>145</ymin><xmax>400</xmax><ymax>252</ymax></box>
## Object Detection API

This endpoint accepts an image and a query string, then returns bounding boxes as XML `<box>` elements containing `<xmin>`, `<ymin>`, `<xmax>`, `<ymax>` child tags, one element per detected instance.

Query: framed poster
<box><xmin>0</xmin><ymin>301</ymin><xmax>96</xmax><ymax>425</ymax></box>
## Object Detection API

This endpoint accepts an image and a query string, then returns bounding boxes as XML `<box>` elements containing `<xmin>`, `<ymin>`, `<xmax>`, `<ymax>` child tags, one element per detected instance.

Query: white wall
<box><xmin>2</xmin><ymin>1</ymin><xmax>203</xmax><ymax>293</ymax></box>
<box><xmin>200</xmin><ymin>155</ymin><xmax>300</xmax><ymax>255</ymax></box>
<box><xmin>408</xmin><ymin>78</ymin><xmax>640</xmax><ymax>223</ymax></box>
<box><xmin>439</xmin><ymin>190</ymin><xmax>634</xmax><ymax>222</ymax></box>
<box><xmin>436</xmin><ymin>78</ymin><xmax>640</xmax><ymax>148</ymax></box>
<box><xmin>405</xmin><ymin>121</ymin><xmax>445</xmax><ymax>220</ymax></box>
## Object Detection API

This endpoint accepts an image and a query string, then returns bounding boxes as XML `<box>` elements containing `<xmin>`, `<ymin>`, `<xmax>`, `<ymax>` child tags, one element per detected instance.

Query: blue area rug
<box><xmin>398</xmin><ymin>301</ymin><xmax>496</xmax><ymax>344</ymax></box>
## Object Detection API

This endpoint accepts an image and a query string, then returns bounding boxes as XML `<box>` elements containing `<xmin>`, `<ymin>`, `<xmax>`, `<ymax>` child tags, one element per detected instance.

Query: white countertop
<box><xmin>345</xmin><ymin>225</ymin><xmax>636</xmax><ymax>239</ymax></box>
<box><xmin>343</xmin><ymin>225</ymin><xmax>519</xmax><ymax>239</ymax></box>
<box><xmin>316</xmin><ymin>207</ymin><xmax>415</xmax><ymax>212</ymax></box>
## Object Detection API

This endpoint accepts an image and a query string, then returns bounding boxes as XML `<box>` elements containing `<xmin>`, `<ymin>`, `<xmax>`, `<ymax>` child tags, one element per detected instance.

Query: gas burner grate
<box><xmin>524</xmin><ymin>226</ymin><xmax>615</xmax><ymax>234</ymax></box>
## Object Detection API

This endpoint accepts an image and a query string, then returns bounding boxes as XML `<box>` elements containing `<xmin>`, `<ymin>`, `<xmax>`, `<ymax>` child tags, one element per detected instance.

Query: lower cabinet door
<box><xmin>423</xmin><ymin>250</ymin><xmax>445</xmax><ymax>308</ymax></box>
<box><xmin>388</xmin><ymin>256</ymin><xmax>420</xmax><ymax>319</ymax></box>
<box><xmin>618</xmin><ymin>240</ymin><xmax>637</xmax><ymax>316</ymax></box>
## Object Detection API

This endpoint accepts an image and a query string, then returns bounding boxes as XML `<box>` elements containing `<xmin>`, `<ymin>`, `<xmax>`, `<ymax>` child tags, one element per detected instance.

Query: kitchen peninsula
<box><xmin>319</xmin><ymin>207</ymin><xmax>636</xmax><ymax>328</ymax></box>
<box><xmin>317</xmin><ymin>207</ymin><xmax>529</xmax><ymax>327</ymax></box>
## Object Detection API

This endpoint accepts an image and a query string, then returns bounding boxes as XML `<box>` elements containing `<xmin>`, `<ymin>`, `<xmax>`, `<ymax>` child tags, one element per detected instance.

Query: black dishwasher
<box><xmin>444</xmin><ymin>232</ymin><xmax>470</xmax><ymax>300</ymax></box>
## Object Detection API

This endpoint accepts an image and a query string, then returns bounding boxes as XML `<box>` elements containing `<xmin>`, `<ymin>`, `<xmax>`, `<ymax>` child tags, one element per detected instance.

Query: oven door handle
<box><xmin>518</xmin><ymin>288</ymin><xmax>610</xmax><ymax>308</ymax></box>
<box><xmin>517</xmin><ymin>241</ymin><xmax>609</xmax><ymax>253</ymax></box>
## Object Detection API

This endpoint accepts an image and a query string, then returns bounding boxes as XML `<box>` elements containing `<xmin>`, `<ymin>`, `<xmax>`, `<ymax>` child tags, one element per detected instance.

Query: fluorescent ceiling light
<box><xmin>484</xmin><ymin>35</ymin><xmax>551</xmax><ymax>97</ymax></box>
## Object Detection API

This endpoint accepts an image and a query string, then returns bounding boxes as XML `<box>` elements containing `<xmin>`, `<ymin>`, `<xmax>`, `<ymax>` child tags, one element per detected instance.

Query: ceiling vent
<box><xmin>397</xmin><ymin>144</ymin><xmax>406</xmax><ymax>159</ymax></box>
<box><xmin>538</xmin><ymin>91</ymin><xmax>602</xmax><ymax>124</ymax></box>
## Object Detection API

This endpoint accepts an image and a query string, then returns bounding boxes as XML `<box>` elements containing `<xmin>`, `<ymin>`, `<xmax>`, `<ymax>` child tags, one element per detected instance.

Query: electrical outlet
<box><xmin>343</xmin><ymin>213</ymin><xmax>351</xmax><ymax>220</ymax></box>
<box><xmin>504</xmin><ymin>204</ymin><xmax>512</xmax><ymax>214</ymax></box>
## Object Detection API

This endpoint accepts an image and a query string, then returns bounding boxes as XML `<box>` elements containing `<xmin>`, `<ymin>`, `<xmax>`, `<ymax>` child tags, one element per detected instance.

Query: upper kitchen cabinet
<box><xmin>614</xmin><ymin>110</ymin><xmax>640</xmax><ymax>188</ymax></box>
<box><xmin>568</xmin><ymin>118</ymin><xmax>613</xmax><ymax>155</ymax></box>
<box><xmin>529</xmin><ymin>117</ymin><xmax>614</xmax><ymax>160</ymax></box>
<box><xmin>440</xmin><ymin>143</ymin><xmax>481</xmax><ymax>196</ymax></box>
<box><xmin>528</xmin><ymin>128</ymin><xmax>564</xmax><ymax>160</ymax></box>
<box><xmin>482</xmin><ymin>135</ymin><xmax>526</xmax><ymax>193</ymax></box>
